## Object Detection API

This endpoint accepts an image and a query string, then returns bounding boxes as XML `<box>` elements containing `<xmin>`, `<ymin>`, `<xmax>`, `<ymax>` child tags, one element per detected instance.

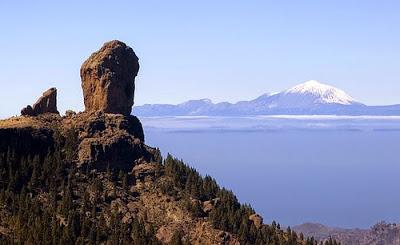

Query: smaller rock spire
<box><xmin>21</xmin><ymin>87</ymin><xmax>59</xmax><ymax>116</ymax></box>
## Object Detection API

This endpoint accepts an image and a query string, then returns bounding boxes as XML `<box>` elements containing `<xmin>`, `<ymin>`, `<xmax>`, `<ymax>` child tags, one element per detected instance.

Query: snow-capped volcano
<box><xmin>133</xmin><ymin>80</ymin><xmax>400</xmax><ymax>116</ymax></box>
<box><xmin>267</xmin><ymin>80</ymin><xmax>360</xmax><ymax>108</ymax></box>
<box><xmin>284</xmin><ymin>80</ymin><xmax>356</xmax><ymax>105</ymax></box>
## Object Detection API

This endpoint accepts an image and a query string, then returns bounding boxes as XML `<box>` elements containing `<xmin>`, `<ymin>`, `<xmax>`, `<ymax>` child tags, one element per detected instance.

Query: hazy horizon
<box><xmin>145</xmin><ymin>127</ymin><xmax>400</xmax><ymax>228</ymax></box>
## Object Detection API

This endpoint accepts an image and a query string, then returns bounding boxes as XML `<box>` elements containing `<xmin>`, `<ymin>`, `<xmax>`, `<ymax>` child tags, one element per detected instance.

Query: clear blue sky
<box><xmin>1</xmin><ymin>1</ymin><xmax>399</xmax><ymax>118</ymax></box>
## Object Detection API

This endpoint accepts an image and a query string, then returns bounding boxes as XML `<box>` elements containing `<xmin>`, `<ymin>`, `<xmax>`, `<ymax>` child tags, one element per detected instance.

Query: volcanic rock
<box><xmin>132</xmin><ymin>161</ymin><xmax>163</xmax><ymax>182</ymax></box>
<box><xmin>80</xmin><ymin>40</ymin><xmax>139</xmax><ymax>115</ymax></box>
<box><xmin>68</xmin><ymin>111</ymin><xmax>149</xmax><ymax>171</ymax></box>
<box><xmin>249</xmin><ymin>213</ymin><xmax>263</xmax><ymax>229</ymax></box>
<box><xmin>21</xmin><ymin>88</ymin><xmax>59</xmax><ymax>116</ymax></box>
<box><xmin>203</xmin><ymin>198</ymin><xmax>220</xmax><ymax>213</ymax></box>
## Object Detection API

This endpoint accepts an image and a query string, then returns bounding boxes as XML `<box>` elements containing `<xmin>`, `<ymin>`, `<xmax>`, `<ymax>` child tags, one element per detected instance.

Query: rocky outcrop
<box><xmin>5</xmin><ymin>41</ymin><xmax>145</xmax><ymax>172</ymax></box>
<box><xmin>68</xmin><ymin>111</ymin><xmax>149</xmax><ymax>171</ymax></box>
<box><xmin>21</xmin><ymin>88</ymin><xmax>59</xmax><ymax>116</ymax></box>
<box><xmin>80</xmin><ymin>40</ymin><xmax>139</xmax><ymax>115</ymax></box>
<box><xmin>47</xmin><ymin>111</ymin><xmax>149</xmax><ymax>171</ymax></box>
<box><xmin>203</xmin><ymin>198</ymin><xmax>220</xmax><ymax>214</ymax></box>
<box><xmin>132</xmin><ymin>161</ymin><xmax>163</xmax><ymax>182</ymax></box>
<box><xmin>0</xmin><ymin>110</ymin><xmax>149</xmax><ymax>172</ymax></box>
<box><xmin>249</xmin><ymin>213</ymin><xmax>263</xmax><ymax>229</ymax></box>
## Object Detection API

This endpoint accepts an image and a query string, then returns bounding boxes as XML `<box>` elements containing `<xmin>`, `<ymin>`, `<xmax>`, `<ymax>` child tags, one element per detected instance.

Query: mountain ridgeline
<box><xmin>134</xmin><ymin>80</ymin><xmax>400</xmax><ymax>116</ymax></box>
<box><xmin>293</xmin><ymin>222</ymin><xmax>400</xmax><ymax>245</ymax></box>
<box><xmin>0</xmin><ymin>41</ymin><xmax>340</xmax><ymax>244</ymax></box>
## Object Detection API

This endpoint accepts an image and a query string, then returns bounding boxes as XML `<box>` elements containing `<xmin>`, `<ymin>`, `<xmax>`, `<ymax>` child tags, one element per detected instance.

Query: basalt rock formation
<box><xmin>80</xmin><ymin>40</ymin><xmax>139</xmax><ymax>115</ymax></box>
<box><xmin>21</xmin><ymin>87</ymin><xmax>59</xmax><ymax>116</ymax></box>
<box><xmin>7</xmin><ymin>41</ymin><xmax>145</xmax><ymax>172</ymax></box>
<box><xmin>68</xmin><ymin>111</ymin><xmax>149</xmax><ymax>171</ymax></box>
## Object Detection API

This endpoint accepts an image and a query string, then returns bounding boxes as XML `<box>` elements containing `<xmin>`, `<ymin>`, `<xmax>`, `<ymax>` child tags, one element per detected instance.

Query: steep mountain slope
<box><xmin>134</xmin><ymin>81</ymin><xmax>400</xmax><ymax>116</ymax></box>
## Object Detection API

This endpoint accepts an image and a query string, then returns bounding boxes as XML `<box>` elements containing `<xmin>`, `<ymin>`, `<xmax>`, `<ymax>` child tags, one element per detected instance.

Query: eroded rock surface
<box><xmin>80</xmin><ymin>40</ymin><xmax>139</xmax><ymax>115</ymax></box>
<box><xmin>1</xmin><ymin>111</ymin><xmax>150</xmax><ymax>172</ymax></box>
<box><xmin>72</xmin><ymin>112</ymin><xmax>150</xmax><ymax>170</ymax></box>
<box><xmin>21</xmin><ymin>88</ymin><xmax>59</xmax><ymax>116</ymax></box>
<box><xmin>249</xmin><ymin>213</ymin><xmax>263</xmax><ymax>229</ymax></box>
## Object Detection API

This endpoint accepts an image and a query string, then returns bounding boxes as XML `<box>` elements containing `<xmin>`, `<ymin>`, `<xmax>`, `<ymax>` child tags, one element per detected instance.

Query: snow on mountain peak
<box><xmin>284</xmin><ymin>80</ymin><xmax>356</xmax><ymax>105</ymax></box>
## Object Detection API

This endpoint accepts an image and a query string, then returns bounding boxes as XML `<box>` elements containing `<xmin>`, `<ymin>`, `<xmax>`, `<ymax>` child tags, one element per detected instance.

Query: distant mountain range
<box><xmin>134</xmin><ymin>80</ymin><xmax>400</xmax><ymax>116</ymax></box>
<box><xmin>293</xmin><ymin>222</ymin><xmax>400</xmax><ymax>245</ymax></box>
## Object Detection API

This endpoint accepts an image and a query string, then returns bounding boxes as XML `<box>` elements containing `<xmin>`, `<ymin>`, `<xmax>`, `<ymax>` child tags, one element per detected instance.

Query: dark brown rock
<box><xmin>1</xmin><ymin>110</ymin><xmax>150</xmax><ymax>172</ymax></box>
<box><xmin>21</xmin><ymin>105</ymin><xmax>34</xmax><ymax>116</ymax></box>
<box><xmin>21</xmin><ymin>88</ymin><xmax>59</xmax><ymax>116</ymax></box>
<box><xmin>80</xmin><ymin>40</ymin><xmax>139</xmax><ymax>115</ymax></box>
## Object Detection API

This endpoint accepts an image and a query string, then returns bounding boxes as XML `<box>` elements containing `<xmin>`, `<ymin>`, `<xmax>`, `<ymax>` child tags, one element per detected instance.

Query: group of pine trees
<box><xmin>0</xmin><ymin>130</ymin><xmax>159</xmax><ymax>244</ymax></box>
<box><xmin>162</xmin><ymin>154</ymin><xmax>340</xmax><ymax>245</ymax></box>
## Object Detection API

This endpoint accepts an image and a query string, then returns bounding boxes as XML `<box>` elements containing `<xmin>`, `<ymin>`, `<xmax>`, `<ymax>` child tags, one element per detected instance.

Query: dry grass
<box><xmin>0</xmin><ymin>116</ymin><xmax>37</xmax><ymax>128</ymax></box>
<box><xmin>0</xmin><ymin>114</ymin><xmax>61</xmax><ymax>129</ymax></box>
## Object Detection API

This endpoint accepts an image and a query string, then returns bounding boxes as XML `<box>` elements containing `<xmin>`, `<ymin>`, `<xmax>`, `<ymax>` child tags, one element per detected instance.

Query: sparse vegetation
<box><xmin>162</xmin><ymin>154</ymin><xmax>340</xmax><ymax>245</ymax></box>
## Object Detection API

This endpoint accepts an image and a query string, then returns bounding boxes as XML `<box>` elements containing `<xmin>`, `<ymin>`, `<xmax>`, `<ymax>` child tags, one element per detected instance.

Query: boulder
<box><xmin>21</xmin><ymin>105</ymin><xmax>34</xmax><ymax>116</ymax></box>
<box><xmin>132</xmin><ymin>161</ymin><xmax>162</xmax><ymax>181</ymax></box>
<box><xmin>217</xmin><ymin>231</ymin><xmax>231</xmax><ymax>242</ymax></box>
<box><xmin>202</xmin><ymin>198</ymin><xmax>220</xmax><ymax>213</ymax></box>
<box><xmin>65</xmin><ymin>110</ymin><xmax>76</xmax><ymax>117</ymax></box>
<box><xmin>249</xmin><ymin>213</ymin><xmax>263</xmax><ymax>229</ymax></box>
<box><xmin>21</xmin><ymin>88</ymin><xmax>59</xmax><ymax>116</ymax></box>
<box><xmin>80</xmin><ymin>40</ymin><xmax>139</xmax><ymax>115</ymax></box>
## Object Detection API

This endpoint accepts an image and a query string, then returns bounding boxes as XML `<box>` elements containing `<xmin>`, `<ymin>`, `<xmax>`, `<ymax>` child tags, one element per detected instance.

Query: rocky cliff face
<box><xmin>80</xmin><ymin>40</ymin><xmax>139</xmax><ymax>115</ymax></box>
<box><xmin>0</xmin><ymin>112</ymin><xmax>148</xmax><ymax>172</ymax></box>
<box><xmin>67</xmin><ymin>111</ymin><xmax>151</xmax><ymax>171</ymax></box>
